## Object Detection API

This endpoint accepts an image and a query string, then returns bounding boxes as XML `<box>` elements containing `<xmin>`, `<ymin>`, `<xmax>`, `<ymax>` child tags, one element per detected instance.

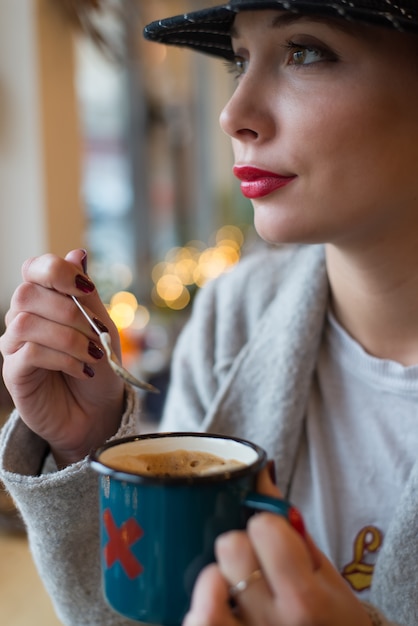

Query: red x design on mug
<box><xmin>103</xmin><ymin>509</ymin><xmax>144</xmax><ymax>579</ymax></box>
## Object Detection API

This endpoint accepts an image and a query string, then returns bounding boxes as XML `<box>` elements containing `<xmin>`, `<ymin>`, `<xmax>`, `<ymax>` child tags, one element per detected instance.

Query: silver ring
<box><xmin>229</xmin><ymin>568</ymin><xmax>263</xmax><ymax>598</ymax></box>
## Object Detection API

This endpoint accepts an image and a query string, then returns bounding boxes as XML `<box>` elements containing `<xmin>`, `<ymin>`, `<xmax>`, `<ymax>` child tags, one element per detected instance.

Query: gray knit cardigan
<box><xmin>0</xmin><ymin>244</ymin><xmax>416</xmax><ymax>625</ymax></box>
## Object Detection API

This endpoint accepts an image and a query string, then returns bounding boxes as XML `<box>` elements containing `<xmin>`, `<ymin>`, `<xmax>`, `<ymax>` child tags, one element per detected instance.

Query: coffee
<box><xmin>104</xmin><ymin>448</ymin><xmax>245</xmax><ymax>477</ymax></box>
<box><xmin>91</xmin><ymin>434</ymin><xmax>276</xmax><ymax>625</ymax></box>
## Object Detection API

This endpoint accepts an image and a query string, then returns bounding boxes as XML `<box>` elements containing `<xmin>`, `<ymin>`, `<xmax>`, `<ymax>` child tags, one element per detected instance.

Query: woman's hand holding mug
<box><xmin>184</xmin><ymin>468</ymin><xmax>374</xmax><ymax>626</ymax></box>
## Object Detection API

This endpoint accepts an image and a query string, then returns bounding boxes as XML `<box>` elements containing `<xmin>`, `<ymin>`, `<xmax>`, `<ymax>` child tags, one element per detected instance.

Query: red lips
<box><xmin>233</xmin><ymin>165</ymin><xmax>296</xmax><ymax>199</ymax></box>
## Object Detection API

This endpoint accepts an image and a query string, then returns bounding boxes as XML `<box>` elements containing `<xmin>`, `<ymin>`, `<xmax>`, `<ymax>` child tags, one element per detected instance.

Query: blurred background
<box><xmin>0</xmin><ymin>0</ymin><xmax>260</xmax><ymax>421</ymax></box>
<box><xmin>0</xmin><ymin>1</ymin><xmax>262</xmax><ymax>624</ymax></box>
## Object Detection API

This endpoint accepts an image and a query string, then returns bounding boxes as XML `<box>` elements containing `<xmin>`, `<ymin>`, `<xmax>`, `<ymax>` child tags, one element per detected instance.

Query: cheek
<box><xmin>292</xmin><ymin>90</ymin><xmax>415</xmax><ymax>185</ymax></box>
<box><xmin>294</xmin><ymin>94</ymin><xmax>367</xmax><ymax>156</ymax></box>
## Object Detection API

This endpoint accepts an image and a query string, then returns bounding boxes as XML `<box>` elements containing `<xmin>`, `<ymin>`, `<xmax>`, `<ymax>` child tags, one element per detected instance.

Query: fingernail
<box><xmin>80</xmin><ymin>249</ymin><xmax>88</xmax><ymax>274</ymax></box>
<box><xmin>83</xmin><ymin>363</ymin><xmax>95</xmax><ymax>378</ymax></box>
<box><xmin>267</xmin><ymin>459</ymin><xmax>277</xmax><ymax>485</ymax></box>
<box><xmin>288</xmin><ymin>506</ymin><xmax>306</xmax><ymax>539</ymax></box>
<box><xmin>88</xmin><ymin>341</ymin><xmax>104</xmax><ymax>360</ymax></box>
<box><xmin>75</xmin><ymin>274</ymin><xmax>95</xmax><ymax>293</ymax></box>
<box><xmin>92</xmin><ymin>317</ymin><xmax>109</xmax><ymax>333</ymax></box>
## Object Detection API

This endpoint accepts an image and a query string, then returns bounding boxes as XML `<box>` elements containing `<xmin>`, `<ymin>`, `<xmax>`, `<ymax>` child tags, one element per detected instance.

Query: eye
<box><xmin>224</xmin><ymin>55</ymin><xmax>249</xmax><ymax>79</ymax></box>
<box><xmin>285</xmin><ymin>41</ymin><xmax>337</xmax><ymax>66</ymax></box>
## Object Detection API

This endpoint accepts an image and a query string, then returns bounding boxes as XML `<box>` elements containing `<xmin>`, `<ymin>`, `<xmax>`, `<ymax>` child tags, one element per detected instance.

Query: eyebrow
<box><xmin>230</xmin><ymin>11</ymin><xmax>356</xmax><ymax>39</ymax></box>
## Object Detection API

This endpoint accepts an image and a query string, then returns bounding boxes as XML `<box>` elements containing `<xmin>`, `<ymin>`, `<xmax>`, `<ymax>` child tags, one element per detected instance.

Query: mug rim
<box><xmin>89</xmin><ymin>432</ymin><xmax>267</xmax><ymax>485</ymax></box>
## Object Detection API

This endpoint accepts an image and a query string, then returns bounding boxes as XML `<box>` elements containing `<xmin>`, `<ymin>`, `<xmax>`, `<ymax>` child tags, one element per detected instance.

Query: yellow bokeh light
<box><xmin>216</xmin><ymin>244</ymin><xmax>241</xmax><ymax>265</ymax></box>
<box><xmin>216</xmin><ymin>238</ymin><xmax>241</xmax><ymax>252</ymax></box>
<box><xmin>150</xmin><ymin>227</ymin><xmax>244</xmax><ymax>308</ymax></box>
<box><xmin>193</xmin><ymin>267</ymin><xmax>206</xmax><ymax>288</ymax></box>
<box><xmin>166</xmin><ymin>287</ymin><xmax>191</xmax><ymax>310</ymax></box>
<box><xmin>193</xmin><ymin>246</ymin><xmax>240</xmax><ymax>287</ymax></box>
<box><xmin>130</xmin><ymin>305</ymin><xmax>151</xmax><ymax>331</ymax></box>
<box><xmin>151</xmin><ymin>261</ymin><xmax>170</xmax><ymax>284</ymax></box>
<box><xmin>199</xmin><ymin>247</ymin><xmax>228</xmax><ymax>275</ymax></box>
<box><xmin>156</xmin><ymin>274</ymin><xmax>184</xmax><ymax>302</ymax></box>
<box><xmin>151</xmin><ymin>286</ymin><xmax>168</xmax><ymax>308</ymax></box>
<box><xmin>165</xmin><ymin>247</ymin><xmax>183</xmax><ymax>262</ymax></box>
<box><xmin>185</xmin><ymin>240</ymin><xmax>206</xmax><ymax>254</ymax></box>
<box><xmin>110</xmin><ymin>291</ymin><xmax>138</xmax><ymax>309</ymax></box>
<box><xmin>175</xmin><ymin>247</ymin><xmax>192</xmax><ymax>260</ymax></box>
<box><xmin>109</xmin><ymin>302</ymin><xmax>136</xmax><ymax>330</ymax></box>
<box><xmin>174</xmin><ymin>258</ymin><xmax>197</xmax><ymax>284</ymax></box>
<box><xmin>216</xmin><ymin>225</ymin><xmax>244</xmax><ymax>246</ymax></box>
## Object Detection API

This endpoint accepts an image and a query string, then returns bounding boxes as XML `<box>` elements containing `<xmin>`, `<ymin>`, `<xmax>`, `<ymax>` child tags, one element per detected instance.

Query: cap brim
<box><xmin>143</xmin><ymin>0</ymin><xmax>418</xmax><ymax>60</ymax></box>
<box><xmin>144</xmin><ymin>5</ymin><xmax>236</xmax><ymax>60</ymax></box>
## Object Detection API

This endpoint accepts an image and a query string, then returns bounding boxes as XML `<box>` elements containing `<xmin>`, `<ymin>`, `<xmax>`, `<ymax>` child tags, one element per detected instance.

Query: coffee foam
<box><xmin>105</xmin><ymin>448</ymin><xmax>245</xmax><ymax>477</ymax></box>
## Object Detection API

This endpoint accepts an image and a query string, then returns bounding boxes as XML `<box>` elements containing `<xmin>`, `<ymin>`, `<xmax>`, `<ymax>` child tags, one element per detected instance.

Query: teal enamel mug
<box><xmin>89</xmin><ymin>432</ymin><xmax>294</xmax><ymax>625</ymax></box>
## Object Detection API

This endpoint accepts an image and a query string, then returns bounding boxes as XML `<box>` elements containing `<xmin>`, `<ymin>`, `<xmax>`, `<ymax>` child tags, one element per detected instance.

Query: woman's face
<box><xmin>220</xmin><ymin>11</ymin><xmax>418</xmax><ymax>250</ymax></box>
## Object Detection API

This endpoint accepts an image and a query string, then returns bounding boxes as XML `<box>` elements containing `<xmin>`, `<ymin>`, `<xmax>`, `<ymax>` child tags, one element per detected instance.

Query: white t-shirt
<box><xmin>289</xmin><ymin>312</ymin><xmax>418</xmax><ymax>600</ymax></box>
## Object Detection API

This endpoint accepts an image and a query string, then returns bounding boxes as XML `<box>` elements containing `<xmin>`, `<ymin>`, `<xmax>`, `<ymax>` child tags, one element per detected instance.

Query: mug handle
<box><xmin>243</xmin><ymin>492</ymin><xmax>305</xmax><ymax>538</ymax></box>
<box><xmin>244</xmin><ymin>492</ymin><xmax>292</xmax><ymax>517</ymax></box>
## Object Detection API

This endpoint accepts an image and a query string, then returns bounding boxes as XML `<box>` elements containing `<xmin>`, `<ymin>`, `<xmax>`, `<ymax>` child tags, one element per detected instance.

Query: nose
<box><xmin>219</xmin><ymin>77</ymin><xmax>275</xmax><ymax>143</ymax></box>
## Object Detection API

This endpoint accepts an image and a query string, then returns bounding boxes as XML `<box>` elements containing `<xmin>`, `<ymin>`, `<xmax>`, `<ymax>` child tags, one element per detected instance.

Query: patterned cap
<box><xmin>144</xmin><ymin>0</ymin><xmax>418</xmax><ymax>60</ymax></box>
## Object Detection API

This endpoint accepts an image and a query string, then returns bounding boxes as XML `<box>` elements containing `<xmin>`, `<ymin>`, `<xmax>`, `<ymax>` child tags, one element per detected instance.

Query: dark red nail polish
<box><xmin>83</xmin><ymin>363</ymin><xmax>95</xmax><ymax>378</ymax></box>
<box><xmin>92</xmin><ymin>317</ymin><xmax>109</xmax><ymax>333</ymax></box>
<box><xmin>288</xmin><ymin>506</ymin><xmax>306</xmax><ymax>539</ymax></box>
<box><xmin>88</xmin><ymin>341</ymin><xmax>104</xmax><ymax>360</ymax></box>
<box><xmin>75</xmin><ymin>274</ymin><xmax>95</xmax><ymax>293</ymax></box>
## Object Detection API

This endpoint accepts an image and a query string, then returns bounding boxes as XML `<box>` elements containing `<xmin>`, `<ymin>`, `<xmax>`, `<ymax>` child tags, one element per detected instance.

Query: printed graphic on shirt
<box><xmin>342</xmin><ymin>526</ymin><xmax>383</xmax><ymax>592</ymax></box>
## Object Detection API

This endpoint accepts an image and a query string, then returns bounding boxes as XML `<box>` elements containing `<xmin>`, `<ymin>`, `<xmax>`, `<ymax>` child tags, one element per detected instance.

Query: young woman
<box><xmin>1</xmin><ymin>1</ymin><xmax>418</xmax><ymax>625</ymax></box>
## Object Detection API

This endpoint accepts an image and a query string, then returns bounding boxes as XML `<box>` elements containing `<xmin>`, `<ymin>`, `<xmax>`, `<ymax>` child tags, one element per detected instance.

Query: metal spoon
<box><xmin>72</xmin><ymin>296</ymin><xmax>159</xmax><ymax>394</ymax></box>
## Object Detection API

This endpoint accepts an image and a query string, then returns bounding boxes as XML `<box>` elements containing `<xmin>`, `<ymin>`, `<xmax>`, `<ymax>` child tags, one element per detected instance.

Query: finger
<box><xmin>248</xmin><ymin>514</ymin><xmax>371</xmax><ymax>626</ymax></box>
<box><xmin>248</xmin><ymin>513</ymin><xmax>316</xmax><ymax>602</ymax></box>
<box><xmin>21</xmin><ymin>252</ymin><xmax>95</xmax><ymax>296</ymax></box>
<box><xmin>4</xmin><ymin>342</ymin><xmax>97</xmax><ymax>386</ymax></box>
<box><xmin>64</xmin><ymin>248</ymin><xmax>88</xmax><ymax>272</ymax></box>
<box><xmin>6</xmin><ymin>280</ymin><xmax>112</xmax><ymax>345</ymax></box>
<box><xmin>256</xmin><ymin>464</ymin><xmax>320</xmax><ymax>568</ymax></box>
<box><xmin>215</xmin><ymin>530</ymin><xmax>273</xmax><ymax>624</ymax></box>
<box><xmin>2</xmin><ymin>312</ymin><xmax>104</xmax><ymax>374</ymax></box>
<box><xmin>4</xmin><ymin>289</ymin><xmax>105</xmax><ymax>363</ymax></box>
<box><xmin>184</xmin><ymin>563</ymin><xmax>240</xmax><ymax>626</ymax></box>
<box><xmin>7</xmin><ymin>282</ymin><xmax>88</xmax><ymax>328</ymax></box>
<box><xmin>14</xmin><ymin>252</ymin><xmax>116</xmax><ymax>348</ymax></box>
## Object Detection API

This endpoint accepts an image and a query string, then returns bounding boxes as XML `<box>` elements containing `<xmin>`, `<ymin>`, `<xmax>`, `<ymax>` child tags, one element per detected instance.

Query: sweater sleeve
<box><xmin>0</xmin><ymin>385</ymin><xmax>142</xmax><ymax>626</ymax></box>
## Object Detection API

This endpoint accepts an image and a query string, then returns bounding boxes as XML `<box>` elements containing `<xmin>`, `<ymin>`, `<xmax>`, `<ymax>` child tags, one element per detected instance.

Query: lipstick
<box><xmin>233</xmin><ymin>165</ymin><xmax>296</xmax><ymax>199</ymax></box>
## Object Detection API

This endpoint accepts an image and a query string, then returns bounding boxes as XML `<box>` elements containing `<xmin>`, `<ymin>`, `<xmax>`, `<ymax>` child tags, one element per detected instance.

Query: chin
<box><xmin>253</xmin><ymin>204</ymin><xmax>296</xmax><ymax>243</ymax></box>
<box><xmin>253</xmin><ymin>209</ymin><xmax>327</xmax><ymax>246</ymax></box>
<box><xmin>254</xmin><ymin>217</ymin><xmax>298</xmax><ymax>246</ymax></box>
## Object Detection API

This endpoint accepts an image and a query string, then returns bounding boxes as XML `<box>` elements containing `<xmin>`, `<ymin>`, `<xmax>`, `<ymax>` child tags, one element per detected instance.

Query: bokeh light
<box><xmin>106</xmin><ymin>226</ymin><xmax>245</xmax><ymax>331</ymax></box>
<box><xmin>150</xmin><ymin>225</ymin><xmax>244</xmax><ymax>310</ymax></box>
<box><xmin>107</xmin><ymin>290</ymin><xmax>150</xmax><ymax>331</ymax></box>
